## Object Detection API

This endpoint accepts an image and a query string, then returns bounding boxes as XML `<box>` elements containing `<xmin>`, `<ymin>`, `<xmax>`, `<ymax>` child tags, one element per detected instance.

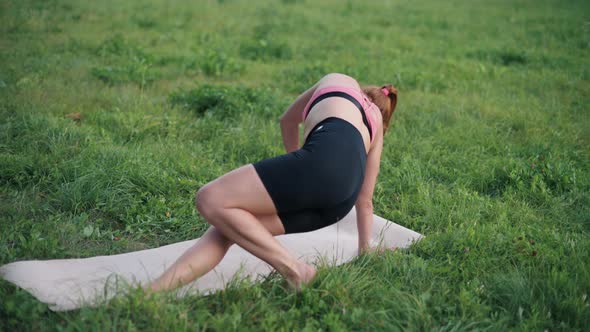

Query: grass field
<box><xmin>1</xmin><ymin>0</ymin><xmax>589</xmax><ymax>330</ymax></box>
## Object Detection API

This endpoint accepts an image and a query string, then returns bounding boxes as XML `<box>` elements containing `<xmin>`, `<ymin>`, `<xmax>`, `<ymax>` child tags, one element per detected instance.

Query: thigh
<box><xmin>203</xmin><ymin>164</ymin><xmax>279</xmax><ymax>215</ymax></box>
<box><xmin>208</xmin><ymin>213</ymin><xmax>286</xmax><ymax>246</ymax></box>
<box><xmin>256</xmin><ymin>213</ymin><xmax>286</xmax><ymax>236</ymax></box>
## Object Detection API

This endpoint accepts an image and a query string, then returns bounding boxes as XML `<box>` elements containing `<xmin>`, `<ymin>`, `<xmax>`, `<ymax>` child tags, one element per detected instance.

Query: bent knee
<box><xmin>195</xmin><ymin>184</ymin><xmax>223</xmax><ymax>221</ymax></box>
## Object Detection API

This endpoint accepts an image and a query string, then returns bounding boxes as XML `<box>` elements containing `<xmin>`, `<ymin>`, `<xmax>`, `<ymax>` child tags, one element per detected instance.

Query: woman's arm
<box><xmin>279</xmin><ymin>83</ymin><xmax>317</xmax><ymax>153</ymax></box>
<box><xmin>355</xmin><ymin>128</ymin><xmax>384</xmax><ymax>255</ymax></box>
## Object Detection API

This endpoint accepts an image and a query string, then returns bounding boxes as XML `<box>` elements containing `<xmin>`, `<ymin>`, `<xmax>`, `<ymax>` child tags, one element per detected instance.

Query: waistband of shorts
<box><xmin>308</xmin><ymin>117</ymin><xmax>357</xmax><ymax>134</ymax></box>
<box><xmin>305</xmin><ymin>117</ymin><xmax>366</xmax><ymax>150</ymax></box>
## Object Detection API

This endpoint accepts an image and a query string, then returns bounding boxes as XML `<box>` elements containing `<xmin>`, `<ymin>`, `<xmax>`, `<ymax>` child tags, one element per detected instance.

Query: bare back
<box><xmin>302</xmin><ymin>73</ymin><xmax>383</xmax><ymax>154</ymax></box>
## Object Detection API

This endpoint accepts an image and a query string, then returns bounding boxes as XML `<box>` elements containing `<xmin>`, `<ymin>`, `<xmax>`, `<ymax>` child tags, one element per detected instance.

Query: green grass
<box><xmin>1</xmin><ymin>0</ymin><xmax>589</xmax><ymax>330</ymax></box>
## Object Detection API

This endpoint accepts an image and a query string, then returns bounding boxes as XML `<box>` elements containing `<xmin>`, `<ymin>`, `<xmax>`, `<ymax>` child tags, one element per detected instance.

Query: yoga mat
<box><xmin>0</xmin><ymin>208</ymin><xmax>422</xmax><ymax>311</ymax></box>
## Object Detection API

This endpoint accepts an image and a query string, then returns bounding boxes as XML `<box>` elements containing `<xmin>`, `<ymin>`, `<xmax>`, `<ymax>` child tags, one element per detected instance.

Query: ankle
<box><xmin>276</xmin><ymin>259</ymin><xmax>302</xmax><ymax>281</ymax></box>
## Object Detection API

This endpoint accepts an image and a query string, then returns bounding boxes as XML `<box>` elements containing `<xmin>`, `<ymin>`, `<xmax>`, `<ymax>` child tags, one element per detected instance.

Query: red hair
<box><xmin>362</xmin><ymin>85</ymin><xmax>398</xmax><ymax>134</ymax></box>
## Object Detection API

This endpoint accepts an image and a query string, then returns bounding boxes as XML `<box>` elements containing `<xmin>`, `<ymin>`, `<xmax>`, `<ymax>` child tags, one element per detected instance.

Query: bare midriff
<box><xmin>303</xmin><ymin>99</ymin><xmax>372</xmax><ymax>154</ymax></box>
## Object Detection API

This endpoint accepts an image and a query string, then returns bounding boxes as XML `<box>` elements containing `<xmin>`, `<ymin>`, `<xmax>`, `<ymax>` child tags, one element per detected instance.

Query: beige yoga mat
<box><xmin>0</xmin><ymin>208</ymin><xmax>422</xmax><ymax>311</ymax></box>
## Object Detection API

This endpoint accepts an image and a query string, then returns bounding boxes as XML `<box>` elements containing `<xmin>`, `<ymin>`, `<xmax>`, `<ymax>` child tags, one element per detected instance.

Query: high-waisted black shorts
<box><xmin>253</xmin><ymin>117</ymin><xmax>367</xmax><ymax>234</ymax></box>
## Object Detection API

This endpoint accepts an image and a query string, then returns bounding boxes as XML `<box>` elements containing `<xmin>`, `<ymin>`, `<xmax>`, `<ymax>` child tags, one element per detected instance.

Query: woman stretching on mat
<box><xmin>149</xmin><ymin>73</ymin><xmax>398</xmax><ymax>291</ymax></box>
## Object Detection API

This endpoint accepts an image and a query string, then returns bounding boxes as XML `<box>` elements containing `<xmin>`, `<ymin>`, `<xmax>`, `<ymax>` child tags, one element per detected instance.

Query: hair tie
<box><xmin>381</xmin><ymin>87</ymin><xmax>390</xmax><ymax>96</ymax></box>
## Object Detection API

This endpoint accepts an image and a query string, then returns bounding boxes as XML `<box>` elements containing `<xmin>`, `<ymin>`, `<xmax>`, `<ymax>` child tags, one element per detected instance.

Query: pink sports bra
<box><xmin>302</xmin><ymin>86</ymin><xmax>379</xmax><ymax>144</ymax></box>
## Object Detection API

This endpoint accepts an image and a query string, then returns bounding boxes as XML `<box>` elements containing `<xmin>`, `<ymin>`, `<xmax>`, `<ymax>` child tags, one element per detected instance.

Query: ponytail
<box><xmin>362</xmin><ymin>84</ymin><xmax>398</xmax><ymax>134</ymax></box>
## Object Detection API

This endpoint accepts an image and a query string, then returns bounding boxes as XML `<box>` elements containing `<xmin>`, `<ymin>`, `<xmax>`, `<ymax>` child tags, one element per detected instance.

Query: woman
<box><xmin>149</xmin><ymin>73</ymin><xmax>398</xmax><ymax>291</ymax></box>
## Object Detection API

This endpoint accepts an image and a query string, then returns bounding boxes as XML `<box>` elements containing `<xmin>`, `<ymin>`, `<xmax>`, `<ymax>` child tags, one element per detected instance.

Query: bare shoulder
<box><xmin>317</xmin><ymin>73</ymin><xmax>360</xmax><ymax>89</ymax></box>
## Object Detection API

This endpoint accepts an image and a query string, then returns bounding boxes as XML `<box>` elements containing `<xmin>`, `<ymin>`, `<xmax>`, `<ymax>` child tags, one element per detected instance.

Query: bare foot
<box><xmin>286</xmin><ymin>261</ymin><xmax>317</xmax><ymax>291</ymax></box>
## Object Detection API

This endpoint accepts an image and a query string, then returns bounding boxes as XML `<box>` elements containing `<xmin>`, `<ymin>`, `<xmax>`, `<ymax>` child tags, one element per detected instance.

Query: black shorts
<box><xmin>253</xmin><ymin>117</ymin><xmax>367</xmax><ymax>234</ymax></box>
